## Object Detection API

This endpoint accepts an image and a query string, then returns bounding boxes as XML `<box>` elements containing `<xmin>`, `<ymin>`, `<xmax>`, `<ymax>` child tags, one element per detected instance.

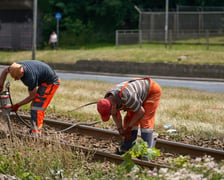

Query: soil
<box><xmin>1</xmin><ymin>113</ymin><xmax>223</xmax><ymax>152</ymax></box>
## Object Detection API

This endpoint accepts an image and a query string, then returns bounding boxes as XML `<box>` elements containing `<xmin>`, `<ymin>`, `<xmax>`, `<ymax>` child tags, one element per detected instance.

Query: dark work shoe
<box><xmin>137</xmin><ymin>155</ymin><xmax>149</xmax><ymax>161</ymax></box>
<box><xmin>28</xmin><ymin>129</ymin><xmax>41</xmax><ymax>137</ymax></box>
<box><xmin>115</xmin><ymin>147</ymin><xmax>126</xmax><ymax>155</ymax></box>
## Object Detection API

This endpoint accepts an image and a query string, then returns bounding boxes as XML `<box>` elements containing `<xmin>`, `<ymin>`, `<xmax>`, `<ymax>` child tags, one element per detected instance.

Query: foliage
<box><xmin>128</xmin><ymin>138</ymin><xmax>160</xmax><ymax>160</ymax></box>
<box><xmin>120</xmin><ymin>138</ymin><xmax>160</xmax><ymax>172</ymax></box>
<box><xmin>38</xmin><ymin>0</ymin><xmax>224</xmax><ymax>46</ymax></box>
<box><xmin>19</xmin><ymin>172</ymin><xmax>41</xmax><ymax>180</ymax></box>
<box><xmin>172</xmin><ymin>156</ymin><xmax>189</xmax><ymax>168</ymax></box>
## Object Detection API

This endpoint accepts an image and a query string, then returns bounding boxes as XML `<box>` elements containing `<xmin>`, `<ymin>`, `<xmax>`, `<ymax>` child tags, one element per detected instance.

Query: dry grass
<box><xmin>0</xmin><ymin>135</ymin><xmax>94</xmax><ymax>178</ymax></box>
<box><xmin>6</xmin><ymin>78</ymin><xmax>224</xmax><ymax>138</ymax></box>
<box><xmin>1</xmin><ymin>78</ymin><xmax>224</xmax><ymax>179</ymax></box>
<box><xmin>0</xmin><ymin>44</ymin><xmax>224</xmax><ymax>65</ymax></box>
<box><xmin>157</xmin><ymin>87</ymin><xmax>224</xmax><ymax>137</ymax></box>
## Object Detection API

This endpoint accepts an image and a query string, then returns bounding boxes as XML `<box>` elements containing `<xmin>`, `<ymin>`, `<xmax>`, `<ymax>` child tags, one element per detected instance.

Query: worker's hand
<box><xmin>123</xmin><ymin>126</ymin><xmax>132</xmax><ymax>141</ymax></box>
<box><xmin>0</xmin><ymin>85</ymin><xmax>3</xmax><ymax>93</ymax></box>
<box><xmin>12</xmin><ymin>104</ymin><xmax>20</xmax><ymax>112</ymax></box>
<box><xmin>117</xmin><ymin>127</ymin><xmax>124</xmax><ymax>135</ymax></box>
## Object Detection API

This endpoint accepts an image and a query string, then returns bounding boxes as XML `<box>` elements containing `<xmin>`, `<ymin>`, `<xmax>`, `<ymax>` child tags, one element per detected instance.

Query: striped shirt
<box><xmin>105</xmin><ymin>78</ymin><xmax>150</xmax><ymax>112</ymax></box>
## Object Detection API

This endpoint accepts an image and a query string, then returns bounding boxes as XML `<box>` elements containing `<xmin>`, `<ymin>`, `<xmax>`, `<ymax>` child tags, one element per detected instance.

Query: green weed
<box><xmin>121</xmin><ymin>138</ymin><xmax>160</xmax><ymax>172</ymax></box>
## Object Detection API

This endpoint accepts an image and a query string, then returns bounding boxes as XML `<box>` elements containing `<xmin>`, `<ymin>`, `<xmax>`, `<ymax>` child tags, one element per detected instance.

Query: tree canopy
<box><xmin>38</xmin><ymin>0</ymin><xmax>224</xmax><ymax>47</ymax></box>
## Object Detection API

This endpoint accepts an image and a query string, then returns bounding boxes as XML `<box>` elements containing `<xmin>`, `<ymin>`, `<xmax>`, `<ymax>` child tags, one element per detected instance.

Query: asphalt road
<box><xmin>56</xmin><ymin>71</ymin><xmax>224</xmax><ymax>93</ymax></box>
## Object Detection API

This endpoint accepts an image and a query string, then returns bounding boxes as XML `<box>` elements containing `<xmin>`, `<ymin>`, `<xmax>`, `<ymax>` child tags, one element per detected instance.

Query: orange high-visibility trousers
<box><xmin>124</xmin><ymin>80</ymin><xmax>162</xmax><ymax>129</ymax></box>
<box><xmin>30</xmin><ymin>78</ymin><xmax>60</xmax><ymax>133</ymax></box>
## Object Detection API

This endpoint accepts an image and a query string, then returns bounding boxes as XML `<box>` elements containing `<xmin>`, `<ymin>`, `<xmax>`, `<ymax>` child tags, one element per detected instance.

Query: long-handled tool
<box><xmin>0</xmin><ymin>82</ymin><xmax>32</xmax><ymax>135</ymax></box>
<box><xmin>0</xmin><ymin>82</ymin><xmax>14</xmax><ymax>135</ymax></box>
<box><xmin>6</xmin><ymin>81</ymin><xmax>32</xmax><ymax>129</ymax></box>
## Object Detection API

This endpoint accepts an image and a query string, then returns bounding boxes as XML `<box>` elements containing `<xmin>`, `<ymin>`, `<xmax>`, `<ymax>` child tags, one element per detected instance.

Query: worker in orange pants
<box><xmin>0</xmin><ymin>60</ymin><xmax>60</xmax><ymax>136</ymax></box>
<box><xmin>30</xmin><ymin>80</ymin><xmax>60</xmax><ymax>134</ymax></box>
<box><xmin>97</xmin><ymin>77</ymin><xmax>162</xmax><ymax>153</ymax></box>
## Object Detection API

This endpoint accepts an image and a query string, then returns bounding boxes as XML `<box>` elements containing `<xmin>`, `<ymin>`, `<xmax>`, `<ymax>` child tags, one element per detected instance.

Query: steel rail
<box><xmin>14</xmin><ymin>132</ymin><xmax>171</xmax><ymax>169</ymax></box>
<box><xmin>10</xmin><ymin>113</ymin><xmax>224</xmax><ymax>161</ymax></box>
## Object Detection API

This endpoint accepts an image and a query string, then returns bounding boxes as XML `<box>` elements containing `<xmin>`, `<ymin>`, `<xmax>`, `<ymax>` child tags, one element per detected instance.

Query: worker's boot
<box><xmin>118</xmin><ymin>129</ymin><xmax>138</xmax><ymax>154</ymax></box>
<box><xmin>140</xmin><ymin>129</ymin><xmax>156</xmax><ymax>161</ymax></box>
<box><xmin>29</xmin><ymin>129</ymin><xmax>41</xmax><ymax>137</ymax></box>
<box><xmin>141</xmin><ymin>129</ymin><xmax>155</xmax><ymax>148</ymax></box>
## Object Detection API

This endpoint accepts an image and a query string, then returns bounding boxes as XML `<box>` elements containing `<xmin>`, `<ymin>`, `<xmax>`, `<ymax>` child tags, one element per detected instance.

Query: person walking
<box><xmin>97</xmin><ymin>77</ymin><xmax>162</xmax><ymax>154</ymax></box>
<box><xmin>48</xmin><ymin>31</ymin><xmax>58</xmax><ymax>49</ymax></box>
<box><xmin>0</xmin><ymin>60</ymin><xmax>60</xmax><ymax>136</ymax></box>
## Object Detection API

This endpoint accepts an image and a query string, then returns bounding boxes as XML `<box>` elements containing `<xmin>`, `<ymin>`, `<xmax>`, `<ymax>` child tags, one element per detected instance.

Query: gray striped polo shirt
<box><xmin>105</xmin><ymin>78</ymin><xmax>150</xmax><ymax>112</ymax></box>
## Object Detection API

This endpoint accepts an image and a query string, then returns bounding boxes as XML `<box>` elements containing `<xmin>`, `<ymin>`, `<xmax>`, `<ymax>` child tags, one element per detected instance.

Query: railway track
<box><xmin>10</xmin><ymin>113</ymin><xmax>224</xmax><ymax>160</ymax></box>
<box><xmin>1</xmin><ymin>113</ymin><xmax>172</xmax><ymax>170</ymax></box>
<box><xmin>14</xmin><ymin>132</ymin><xmax>170</xmax><ymax>170</ymax></box>
<box><xmin>1</xmin><ymin>112</ymin><xmax>224</xmax><ymax>169</ymax></box>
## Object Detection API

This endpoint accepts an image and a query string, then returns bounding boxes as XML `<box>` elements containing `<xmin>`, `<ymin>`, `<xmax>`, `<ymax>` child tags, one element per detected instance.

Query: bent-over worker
<box><xmin>97</xmin><ymin>77</ymin><xmax>161</xmax><ymax>154</ymax></box>
<box><xmin>0</xmin><ymin>60</ymin><xmax>60</xmax><ymax>136</ymax></box>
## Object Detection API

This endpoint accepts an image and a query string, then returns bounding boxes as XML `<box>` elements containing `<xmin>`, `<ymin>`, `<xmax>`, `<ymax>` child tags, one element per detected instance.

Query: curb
<box><xmin>49</xmin><ymin>60</ymin><xmax>224</xmax><ymax>80</ymax></box>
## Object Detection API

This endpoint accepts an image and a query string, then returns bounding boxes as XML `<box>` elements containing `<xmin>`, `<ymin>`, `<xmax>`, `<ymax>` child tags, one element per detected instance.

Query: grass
<box><xmin>0</xmin><ymin>137</ymin><xmax>224</xmax><ymax>179</ymax></box>
<box><xmin>0</xmin><ymin>78</ymin><xmax>224</xmax><ymax>179</ymax></box>
<box><xmin>0</xmin><ymin>43</ymin><xmax>224</xmax><ymax>65</ymax></box>
<box><xmin>8</xmin><ymin>78</ymin><xmax>224</xmax><ymax>138</ymax></box>
<box><xmin>0</xmin><ymin>43</ymin><xmax>224</xmax><ymax>179</ymax></box>
<box><xmin>0</xmin><ymin>137</ymin><xmax>97</xmax><ymax>179</ymax></box>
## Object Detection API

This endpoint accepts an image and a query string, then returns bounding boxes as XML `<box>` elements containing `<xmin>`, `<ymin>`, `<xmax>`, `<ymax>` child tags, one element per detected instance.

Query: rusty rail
<box><xmin>10</xmin><ymin>113</ymin><xmax>224</xmax><ymax>161</ymax></box>
<box><xmin>14</xmin><ymin>132</ymin><xmax>170</xmax><ymax>169</ymax></box>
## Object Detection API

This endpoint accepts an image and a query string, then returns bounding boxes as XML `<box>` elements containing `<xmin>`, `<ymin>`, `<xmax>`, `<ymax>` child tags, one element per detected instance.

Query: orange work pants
<box><xmin>30</xmin><ymin>79</ymin><xmax>60</xmax><ymax>133</ymax></box>
<box><xmin>124</xmin><ymin>80</ymin><xmax>162</xmax><ymax>129</ymax></box>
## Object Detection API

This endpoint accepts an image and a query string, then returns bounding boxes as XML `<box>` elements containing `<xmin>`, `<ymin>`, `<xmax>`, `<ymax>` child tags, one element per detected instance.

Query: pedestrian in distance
<box><xmin>48</xmin><ymin>31</ymin><xmax>58</xmax><ymax>49</ymax></box>
<box><xmin>97</xmin><ymin>77</ymin><xmax>162</xmax><ymax>154</ymax></box>
<box><xmin>0</xmin><ymin>60</ymin><xmax>60</xmax><ymax>136</ymax></box>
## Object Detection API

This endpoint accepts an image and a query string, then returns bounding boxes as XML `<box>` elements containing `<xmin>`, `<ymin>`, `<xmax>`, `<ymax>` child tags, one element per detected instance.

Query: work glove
<box><xmin>12</xmin><ymin>104</ymin><xmax>20</xmax><ymax>112</ymax></box>
<box><xmin>122</xmin><ymin>126</ymin><xmax>132</xmax><ymax>141</ymax></box>
<box><xmin>117</xmin><ymin>127</ymin><xmax>124</xmax><ymax>135</ymax></box>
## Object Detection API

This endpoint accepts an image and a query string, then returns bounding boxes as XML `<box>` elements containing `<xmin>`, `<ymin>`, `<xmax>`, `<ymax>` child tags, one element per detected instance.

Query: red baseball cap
<box><xmin>97</xmin><ymin>98</ymin><xmax>111</xmax><ymax>122</ymax></box>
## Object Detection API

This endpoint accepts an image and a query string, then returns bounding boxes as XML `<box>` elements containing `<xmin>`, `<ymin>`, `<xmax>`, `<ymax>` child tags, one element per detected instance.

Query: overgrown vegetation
<box><xmin>0</xmin><ymin>135</ymin><xmax>223</xmax><ymax>179</ymax></box>
<box><xmin>121</xmin><ymin>138</ymin><xmax>160</xmax><ymax>172</ymax></box>
<box><xmin>0</xmin><ymin>78</ymin><xmax>223</xmax><ymax>178</ymax></box>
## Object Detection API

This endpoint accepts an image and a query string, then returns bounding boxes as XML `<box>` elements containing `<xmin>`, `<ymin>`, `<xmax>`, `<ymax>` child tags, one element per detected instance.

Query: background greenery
<box><xmin>1</xmin><ymin>44</ymin><xmax>224</xmax><ymax>65</ymax></box>
<box><xmin>38</xmin><ymin>0</ymin><xmax>224</xmax><ymax>47</ymax></box>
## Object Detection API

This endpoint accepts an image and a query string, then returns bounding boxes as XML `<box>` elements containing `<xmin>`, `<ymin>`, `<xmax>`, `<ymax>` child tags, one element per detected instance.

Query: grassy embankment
<box><xmin>0</xmin><ymin>43</ymin><xmax>223</xmax><ymax>64</ymax></box>
<box><xmin>0</xmin><ymin>79</ymin><xmax>224</xmax><ymax>179</ymax></box>
<box><xmin>0</xmin><ymin>44</ymin><xmax>223</xmax><ymax>179</ymax></box>
<box><xmin>1</xmin><ymin>43</ymin><xmax>223</xmax><ymax>137</ymax></box>
<box><xmin>8</xmin><ymin>78</ymin><xmax>224</xmax><ymax>139</ymax></box>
